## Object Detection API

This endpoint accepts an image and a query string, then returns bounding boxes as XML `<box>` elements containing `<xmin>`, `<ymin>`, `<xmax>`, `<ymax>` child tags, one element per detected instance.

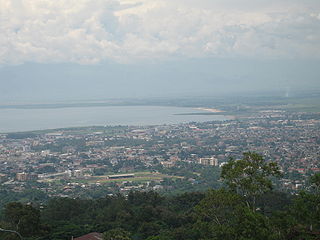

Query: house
<box><xmin>73</xmin><ymin>232</ymin><xmax>103</xmax><ymax>240</ymax></box>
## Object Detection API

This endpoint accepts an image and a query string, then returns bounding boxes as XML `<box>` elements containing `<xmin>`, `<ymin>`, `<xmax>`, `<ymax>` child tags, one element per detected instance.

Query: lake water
<box><xmin>0</xmin><ymin>106</ymin><xmax>230</xmax><ymax>133</ymax></box>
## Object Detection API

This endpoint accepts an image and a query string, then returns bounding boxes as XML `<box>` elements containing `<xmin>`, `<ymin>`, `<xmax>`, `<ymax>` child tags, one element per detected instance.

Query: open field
<box><xmin>40</xmin><ymin>171</ymin><xmax>183</xmax><ymax>185</ymax></box>
<box><xmin>87</xmin><ymin>172</ymin><xmax>182</xmax><ymax>184</ymax></box>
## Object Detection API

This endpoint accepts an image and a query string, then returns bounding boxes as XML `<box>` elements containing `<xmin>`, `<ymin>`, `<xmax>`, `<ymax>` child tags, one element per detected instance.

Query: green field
<box><xmin>41</xmin><ymin>171</ymin><xmax>182</xmax><ymax>185</ymax></box>
<box><xmin>88</xmin><ymin>172</ymin><xmax>182</xmax><ymax>184</ymax></box>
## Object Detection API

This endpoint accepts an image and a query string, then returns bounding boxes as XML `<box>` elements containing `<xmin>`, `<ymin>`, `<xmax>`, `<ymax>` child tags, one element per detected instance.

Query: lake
<box><xmin>0</xmin><ymin>105</ymin><xmax>230</xmax><ymax>133</ymax></box>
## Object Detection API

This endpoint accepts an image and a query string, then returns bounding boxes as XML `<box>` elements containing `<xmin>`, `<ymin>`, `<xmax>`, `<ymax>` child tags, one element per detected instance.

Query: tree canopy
<box><xmin>221</xmin><ymin>152</ymin><xmax>282</xmax><ymax>209</ymax></box>
<box><xmin>0</xmin><ymin>152</ymin><xmax>319</xmax><ymax>240</ymax></box>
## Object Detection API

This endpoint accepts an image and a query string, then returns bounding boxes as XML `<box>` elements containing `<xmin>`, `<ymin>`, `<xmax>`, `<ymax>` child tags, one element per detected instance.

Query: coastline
<box><xmin>195</xmin><ymin>107</ymin><xmax>225</xmax><ymax>113</ymax></box>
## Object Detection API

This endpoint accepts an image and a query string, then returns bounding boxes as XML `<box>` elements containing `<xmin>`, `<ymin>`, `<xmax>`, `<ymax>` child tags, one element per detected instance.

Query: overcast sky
<box><xmin>1</xmin><ymin>0</ymin><xmax>320</xmax><ymax>102</ymax></box>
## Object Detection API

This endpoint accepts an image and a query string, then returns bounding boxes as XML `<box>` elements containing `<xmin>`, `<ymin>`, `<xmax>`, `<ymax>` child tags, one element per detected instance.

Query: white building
<box><xmin>198</xmin><ymin>157</ymin><xmax>218</xmax><ymax>166</ymax></box>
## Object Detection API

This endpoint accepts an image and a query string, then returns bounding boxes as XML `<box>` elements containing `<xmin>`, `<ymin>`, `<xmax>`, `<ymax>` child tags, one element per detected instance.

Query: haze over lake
<box><xmin>0</xmin><ymin>106</ymin><xmax>230</xmax><ymax>133</ymax></box>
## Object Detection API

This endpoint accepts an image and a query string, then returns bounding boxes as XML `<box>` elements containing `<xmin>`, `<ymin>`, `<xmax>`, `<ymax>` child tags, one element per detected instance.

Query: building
<box><xmin>0</xmin><ymin>173</ymin><xmax>7</xmax><ymax>182</ymax></box>
<box><xmin>73</xmin><ymin>169</ymin><xmax>83</xmax><ymax>178</ymax></box>
<box><xmin>107</xmin><ymin>174</ymin><xmax>135</xmax><ymax>179</ymax></box>
<box><xmin>161</xmin><ymin>161</ymin><xmax>175</xmax><ymax>168</ymax></box>
<box><xmin>16</xmin><ymin>172</ymin><xmax>38</xmax><ymax>181</ymax></box>
<box><xmin>198</xmin><ymin>157</ymin><xmax>218</xmax><ymax>166</ymax></box>
<box><xmin>73</xmin><ymin>232</ymin><xmax>103</xmax><ymax>240</ymax></box>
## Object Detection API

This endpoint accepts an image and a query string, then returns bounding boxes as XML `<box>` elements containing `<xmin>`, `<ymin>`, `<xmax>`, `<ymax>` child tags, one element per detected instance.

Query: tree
<box><xmin>280</xmin><ymin>173</ymin><xmax>320</xmax><ymax>239</ymax></box>
<box><xmin>310</xmin><ymin>172</ymin><xmax>320</xmax><ymax>192</ymax></box>
<box><xmin>4</xmin><ymin>202</ymin><xmax>40</xmax><ymax>237</ymax></box>
<box><xmin>196</xmin><ymin>189</ymin><xmax>244</xmax><ymax>226</ymax></box>
<box><xmin>221</xmin><ymin>152</ymin><xmax>281</xmax><ymax>210</ymax></box>
<box><xmin>271</xmin><ymin>189</ymin><xmax>320</xmax><ymax>240</ymax></box>
<box><xmin>291</xmin><ymin>192</ymin><xmax>320</xmax><ymax>235</ymax></box>
<box><xmin>103</xmin><ymin>228</ymin><xmax>132</xmax><ymax>240</ymax></box>
<box><xmin>195</xmin><ymin>189</ymin><xmax>277</xmax><ymax>240</ymax></box>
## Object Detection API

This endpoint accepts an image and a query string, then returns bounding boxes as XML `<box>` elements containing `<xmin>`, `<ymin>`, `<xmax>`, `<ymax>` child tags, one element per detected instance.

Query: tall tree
<box><xmin>221</xmin><ymin>152</ymin><xmax>281</xmax><ymax>210</ymax></box>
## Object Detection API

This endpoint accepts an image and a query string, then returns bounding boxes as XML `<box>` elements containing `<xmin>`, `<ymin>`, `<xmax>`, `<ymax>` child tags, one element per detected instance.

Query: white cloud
<box><xmin>1</xmin><ymin>0</ymin><xmax>320</xmax><ymax>65</ymax></box>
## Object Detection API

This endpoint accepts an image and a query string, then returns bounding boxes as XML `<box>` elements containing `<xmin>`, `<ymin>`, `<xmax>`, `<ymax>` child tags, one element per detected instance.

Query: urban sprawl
<box><xmin>0</xmin><ymin>110</ymin><xmax>319</xmax><ymax>197</ymax></box>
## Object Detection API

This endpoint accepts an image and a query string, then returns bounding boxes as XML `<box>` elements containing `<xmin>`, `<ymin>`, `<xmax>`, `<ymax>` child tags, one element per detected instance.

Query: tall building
<box><xmin>198</xmin><ymin>157</ymin><xmax>218</xmax><ymax>166</ymax></box>
<box><xmin>16</xmin><ymin>172</ymin><xmax>38</xmax><ymax>181</ymax></box>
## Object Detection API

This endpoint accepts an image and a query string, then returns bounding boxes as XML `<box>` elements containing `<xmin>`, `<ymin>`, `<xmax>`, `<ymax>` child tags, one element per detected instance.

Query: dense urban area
<box><xmin>0</xmin><ymin>110</ymin><xmax>319</xmax><ymax>198</ymax></box>
<box><xmin>0</xmin><ymin>106</ymin><xmax>320</xmax><ymax>240</ymax></box>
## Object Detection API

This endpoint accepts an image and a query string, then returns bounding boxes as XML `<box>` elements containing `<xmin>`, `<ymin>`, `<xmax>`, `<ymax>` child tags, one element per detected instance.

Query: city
<box><xmin>1</xmin><ymin>110</ymin><xmax>319</xmax><ymax>198</ymax></box>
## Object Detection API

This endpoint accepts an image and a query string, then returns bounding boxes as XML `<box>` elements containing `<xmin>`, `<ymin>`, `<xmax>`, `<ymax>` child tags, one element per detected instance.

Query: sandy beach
<box><xmin>196</xmin><ymin>107</ymin><xmax>225</xmax><ymax>113</ymax></box>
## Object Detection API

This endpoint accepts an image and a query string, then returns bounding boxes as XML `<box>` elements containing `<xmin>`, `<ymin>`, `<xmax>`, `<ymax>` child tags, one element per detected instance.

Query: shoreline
<box><xmin>195</xmin><ymin>107</ymin><xmax>225</xmax><ymax>113</ymax></box>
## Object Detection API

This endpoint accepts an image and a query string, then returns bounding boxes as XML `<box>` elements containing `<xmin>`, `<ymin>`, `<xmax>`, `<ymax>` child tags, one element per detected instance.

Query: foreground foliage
<box><xmin>0</xmin><ymin>153</ymin><xmax>319</xmax><ymax>240</ymax></box>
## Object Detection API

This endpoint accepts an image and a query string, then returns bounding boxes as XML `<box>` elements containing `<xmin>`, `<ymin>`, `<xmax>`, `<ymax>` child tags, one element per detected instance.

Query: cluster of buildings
<box><xmin>0</xmin><ymin>111</ymin><xmax>319</xmax><ymax>195</ymax></box>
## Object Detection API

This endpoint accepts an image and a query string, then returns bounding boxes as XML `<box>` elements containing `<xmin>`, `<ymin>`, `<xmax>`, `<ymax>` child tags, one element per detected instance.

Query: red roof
<box><xmin>74</xmin><ymin>232</ymin><xmax>103</xmax><ymax>240</ymax></box>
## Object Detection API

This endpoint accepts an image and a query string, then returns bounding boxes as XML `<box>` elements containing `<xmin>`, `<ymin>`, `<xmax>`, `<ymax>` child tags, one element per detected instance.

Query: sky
<box><xmin>1</xmin><ymin>0</ymin><xmax>320</xmax><ymax>102</ymax></box>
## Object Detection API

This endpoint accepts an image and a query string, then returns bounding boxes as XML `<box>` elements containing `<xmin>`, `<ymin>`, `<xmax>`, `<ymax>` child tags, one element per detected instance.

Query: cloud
<box><xmin>1</xmin><ymin>0</ymin><xmax>320</xmax><ymax>65</ymax></box>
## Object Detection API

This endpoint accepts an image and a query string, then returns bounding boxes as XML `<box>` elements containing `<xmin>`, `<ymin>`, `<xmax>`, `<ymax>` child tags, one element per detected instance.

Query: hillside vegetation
<box><xmin>0</xmin><ymin>153</ymin><xmax>319</xmax><ymax>240</ymax></box>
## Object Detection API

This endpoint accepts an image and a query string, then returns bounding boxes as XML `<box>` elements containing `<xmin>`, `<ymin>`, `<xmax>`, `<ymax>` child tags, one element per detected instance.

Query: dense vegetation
<box><xmin>0</xmin><ymin>153</ymin><xmax>319</xmax><ymax>240</ymax></box>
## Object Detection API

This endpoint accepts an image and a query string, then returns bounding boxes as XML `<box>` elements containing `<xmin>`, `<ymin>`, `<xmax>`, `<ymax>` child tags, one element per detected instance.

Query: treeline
<box><xmin>0</xmin><ymin>153</ymin><xmax>319</xmax><ymax>240</ymax></box>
